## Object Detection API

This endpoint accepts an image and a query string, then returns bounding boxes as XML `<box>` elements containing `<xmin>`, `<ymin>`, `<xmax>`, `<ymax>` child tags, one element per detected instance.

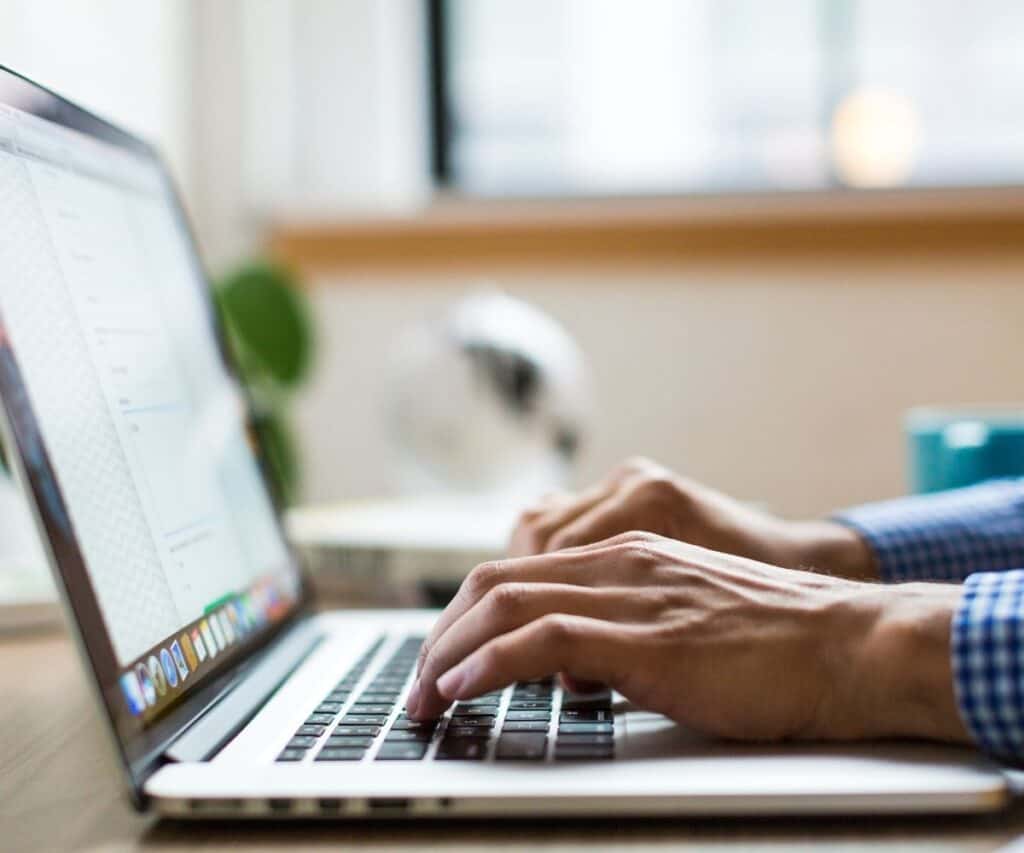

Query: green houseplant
<box><xmin>215</xmin><ymin>260</ymin><xmax>314</xmax><ymax>505</ymax></box>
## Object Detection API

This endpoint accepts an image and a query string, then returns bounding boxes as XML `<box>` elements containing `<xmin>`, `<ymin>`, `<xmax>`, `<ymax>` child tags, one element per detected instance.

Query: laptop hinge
<box><xmin>164</xmin><ymin>618</ymin><xmax>324</xmax><ymax>763</ymax></box>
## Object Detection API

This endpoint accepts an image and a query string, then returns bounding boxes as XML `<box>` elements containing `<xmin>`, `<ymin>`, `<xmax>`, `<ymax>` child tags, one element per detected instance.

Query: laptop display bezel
<box><xmin>0</xmin><ymin>64</ymin><xmax>316</xmax><ymax>805</ymax></box>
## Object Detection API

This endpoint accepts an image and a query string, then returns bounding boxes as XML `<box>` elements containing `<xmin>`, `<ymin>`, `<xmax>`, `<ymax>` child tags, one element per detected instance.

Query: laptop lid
<box><xmin>0</xmin><ymin>66</ymin><xmax>313</xmax><ymax>801</ymax></box>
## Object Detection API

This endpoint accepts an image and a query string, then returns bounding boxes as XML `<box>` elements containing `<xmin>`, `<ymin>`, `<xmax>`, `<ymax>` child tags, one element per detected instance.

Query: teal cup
<box><xmin>906</xmin><ymin>406</ymin><xmax>1024</xmax><ymax>494</ymax></box>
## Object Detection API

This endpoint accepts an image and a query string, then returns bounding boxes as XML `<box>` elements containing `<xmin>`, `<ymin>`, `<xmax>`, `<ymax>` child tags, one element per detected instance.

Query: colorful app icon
<box><xmin>201</xmin><ymin>619</ymin><xmax>218</xmax><ymax>657</ymax></box>
<box><xmin>210</xmin><ymin>614</ymin><xmax>226</xmax><ymax>649</ymax></box>
<box><xmin>170</xmin><ymin>640</ymin><xmax>189</xmax><ymax>681</ymax></box>
<box><xmin>161</xmin><ymin>648</ymin><xmax>179</xmax><ymax>688</ymax></box>
<box><xmin>191</xmin><ymin>627</ymin><xmax>207</xmax><ymax>662</ymax></box>
<box><xmin>135</xmin><ymin>662</ymin><xmax>156</xmax><ymax>707</ymax></box>
<box><xmin>180</xmin><ymin>633</ymin><xmax>198</xmax><ymax>670</ymax></box>
<box><xmin>226</xmin><ymin>601</ymin><xmax>241</xmax><ymax>633</ymax></box>
<box><xmin>148</xmin><ymin>655</ymin><xmax>167</xmax><ymax>697</ymax></box>
<box><xmin>119</xmin><ymin>671</ymin><xmax>146</xmax><ymax>716</ymax></box>
<box><xmin>219</xmin><ymin>610</ymin><xmax>236</xmax><ymax>644</ymax></box>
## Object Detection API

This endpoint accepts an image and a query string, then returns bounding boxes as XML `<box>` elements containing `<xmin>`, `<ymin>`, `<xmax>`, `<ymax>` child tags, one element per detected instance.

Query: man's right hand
<box><xmin>509</xmin><ymin>457</ymin><xmax>878</xmax><ymax>580</ymax></box>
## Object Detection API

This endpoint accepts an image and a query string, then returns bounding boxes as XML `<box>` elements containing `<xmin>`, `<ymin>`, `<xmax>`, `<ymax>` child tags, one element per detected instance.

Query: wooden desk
<box><xmin>3</xmin><ymin>628</ymin><xmax>1024</xmax><ymax>852</ymax></box>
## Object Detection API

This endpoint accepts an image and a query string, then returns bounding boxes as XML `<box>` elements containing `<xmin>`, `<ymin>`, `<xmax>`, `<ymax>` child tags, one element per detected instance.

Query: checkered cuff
<box><xmin>953</xmin><ymin>570</ymin><xmax>1024</xmax><ymax>759</ymax></box>
<box><xmin>835</xmin><ymin>479</ymin><xmax>1024</xmax><ymax>583</ymax></box>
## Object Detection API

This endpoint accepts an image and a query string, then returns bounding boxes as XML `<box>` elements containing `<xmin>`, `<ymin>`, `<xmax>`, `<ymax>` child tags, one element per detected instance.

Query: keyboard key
<box><xmin>436</xmin><ymin>738</ymin><xmax>488</xmax><ymax>760</ymax></box>
<box><xmin>340</xmin><ymin>714</ymin><xmax>390</xmax><ymax>726</ymax></box>
<box><xmin>451</xmin><ymin>706</ymin><xmax>499</xmax><ymax>718</ymax></box>
<box><xmin>296</xmin><ymin>724</ymin><xmax>327</xmax><ymax>737</ymax></box>
<box><xmin>316</xmin><ymin>748</ymin><xmax>365</xmax><ymax>761</ymax></box>
<box><xmin>327</xmin><ymin>735</ymin><xmax>375</xmax><ymax>748</ymax></box>
<box><xmin>456</xmin><ymin>695</ymin><xmax>502</xmax><ymax>707</ymax></box>
<box><xmin>376</xmin><ymin>742</ymin><xmax>428</xmax><ymax>761</ymax></box>
<box><xmin>316</xmin><ymin>702</ymin><xmax>344</xmax><ymax>714</ymax></box>
<box><xmin>385</xmin><ymin>729</ymin><xmax>434</xmax><ymax>742</ymax></box>
<box><xmin>348</xmin><ymin>703</ymin><xmax>393</xmax><ymax>715</ymax></box>
<box><xmin>444</xmin><ymin>715</ymin><xmax>494</xmax><ymax>729</ymax></box>
<box><xmin>554</xmin><ymin>743</ymin><xmax>614</xmax><ymax>761</ymax></box>
<box><xmin>561</xmin><ymin>690</ymin><xmax>612</xmax><ymax>710</ymax></box>
<box><xmin>286</xmin><ymin>735</ymin><xmax>318</xmax><ymax>749</ymax></box>
<box><xmin>357</xmin><ymin>692</ymin><xmax>400</xmax><ymax>703</ymax></box>
<box><xmin>305</xmin><ymin>713</ymin><xmax>336</xmax><ymax>726</ymax></box>
<box><xmin>390</xmin><ymin>718</ymin><xmax>437</xmax><ymax>731</ymax></box>
<box><xmin>326</xmin><ymin>691</ymin><xmax>351</xmax><ymax>702</ymax></box>
<box><xmin>560</xmin><ymin>709</ymin><xmax>612</xmax><ymax>722</ymax></box>
<box><xmin>444</xmin><ymin>725</ymin><xmax>492</xmax><ymax>738</ymax></box>
<box><xmin>277</xmin><ymin>748</ymin><xmax>306</xmax><ymax>762</ymax></box>
<box><xmin>502</xmin><ymin>720</ymin><xmax>549</xmax><ymax>732</ymax></box>
<box><xmin>508</xmin><ymin>700</ymin><xmax>550</xmax><ymax>711</ymax></box>
<box><xmin>556</xmin><ymin>733</ymin><xmax>614</xmax><ymax>746</ymax></box>
<box><xmin>558</xmin><ymin>722</ymin><xmax>613</xmax><ymax>735</ymax></box>
<box><xmin>496</xmin><ymin>733</ymin><xmax>547</xmax><ymax>760</ymax></box>
<box><xmin>329</xmin><ymin>725</ymin><xmax>380</xmax><ymax>737</ymax></box>
<box><xmin>504</xmin><ymin>710</ymin><xmax>551</xmax><ymax>722</ymax></box>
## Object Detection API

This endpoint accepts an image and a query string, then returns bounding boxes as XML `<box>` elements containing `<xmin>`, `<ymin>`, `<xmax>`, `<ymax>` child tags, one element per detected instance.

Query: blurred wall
<box><xmin>293</xmin><ymin>250</ymin><xmax>1024</xmax><ymax>519</ymax></box>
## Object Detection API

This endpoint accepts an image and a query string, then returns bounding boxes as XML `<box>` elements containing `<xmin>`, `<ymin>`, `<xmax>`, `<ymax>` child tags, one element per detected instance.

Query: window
<box><xmin>431</xmin><ymin>0</ymin><xmax>1024</xmax><ymax>197</ymax></box>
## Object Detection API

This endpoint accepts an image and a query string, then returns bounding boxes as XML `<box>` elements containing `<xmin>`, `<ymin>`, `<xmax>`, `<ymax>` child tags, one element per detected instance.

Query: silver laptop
<box><xmin>0</xmin><ymin>64</ymin><xmax>1011</xmax><ymax>820</ymax></box>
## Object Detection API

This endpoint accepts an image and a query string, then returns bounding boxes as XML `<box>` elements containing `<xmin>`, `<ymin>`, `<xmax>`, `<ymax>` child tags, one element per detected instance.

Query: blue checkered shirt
<box><xmin>837</xmin><ymin>479</ymin><xmax>1024</xmax><ymax>761</ymax></box>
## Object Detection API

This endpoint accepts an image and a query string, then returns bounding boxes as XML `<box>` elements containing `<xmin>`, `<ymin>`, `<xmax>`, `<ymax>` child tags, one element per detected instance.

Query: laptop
<box><xmin>0</xmin><ymin>64</ymin><xmax>1011</xmax><ymax>820</ymax></box>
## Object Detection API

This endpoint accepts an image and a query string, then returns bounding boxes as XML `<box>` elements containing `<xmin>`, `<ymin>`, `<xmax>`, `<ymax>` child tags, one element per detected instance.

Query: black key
<box><xmin>295</xmin><ymin>724</ymin><xmax>326</xmax><ymax>737</ymax></box>
<box><xmin>504</xmin><ymin>710</ymin><xmax>551</xmax><ymax>722</ymax></box>
<box><xmin>287</xmin><ymin>735</ymin><xmax>318</xmax><ymax>749</ymax></box>
<box><xmin>390</xmin><ymin>718</ymin><xmax>437</xmax><ymax>731</ymax></box>
<box><xmin>305</xmin><ymin>713</ymin><xmax>335</xmax><ymax>726</ymax></box>
<box><xmin>451</xmin><ymin>706</ymin><xmax>498</xmax><ymax>718</ymax></box>
<box><xmin>560</xmin><ymin>709</ymin><xmax>612</xmax><ymax>722</ymax></box>
<box><xmin>555</xmin><ymin>733</ymin><xmax>613</xmax><ymax>746</ymax></box>
<box><xmin>436</xmin><ymin>738</ymin><xmax>488</xmax><ymax>760</ymax></box>
<box><xmin>558</xmin><ymin>722</ymin><xmax>613</xmax><ymax>735</ymax></box>
<box><xmin>370</xmin><ymin>677</ymin><xmax>408</xmax><ymax>686</ymax></box>
<box><xmin>340</xmin><ymin>714</ymin><xmax>389</xmax><ymax>726</ymax></box>
<box><xmin>375</xmin><ymin>742</ymin><xmax>428</xmax><ymax>761</ymax></box>
<box><xmin>555</xmin><ymin>743</ymin><xmax>614</xmax><ymax>761</ymax></box>
<box><xmin>440</xmin><ymin>725</ymin><xmax>491</xmax><ymax>738</ymax></box>
<box><xmin>561</xmin><ymin>690</ymin><xmax>612</xmax><ymax>710</ymax></box>
<box><xmin>335</xmin><ymin>679</ymin><xmax>360</xmax><ymax>690</ymax></box>
<box><xmin>277</xmin><ymin>748</ymin><xmax>306</xmax><ymax>762</ymax></box>
<box><xmin>326</xmin><ymin>691</ymin><xmax>351</xmax><ymax>702</ymax></box>
<box><xmin>329</xmin><ymin>725</ymin><xmax>380</xmax><ymax>737</ymax></box>
<box><xmin>508</xmin><ymin>700</ymin><xmax>550</xmax><ymax>711</ymax></box>
<box><xmin>385</xmin><ymin>729</ymin><xmax>434</xmax><ymax>742</ymax></box>
<box><xmin>348</xmin><ymin>704</ymin><xmax>393</xmax><ymax>715</ymax></box>
<box><xmin>513</xmin><ymin>687</ymin><xmax>552</xmax><ymax>697</ymax></box>
<box><xmin>316</xmin><ymin>702</ymin><xmax>344</xmax><ymax>714</ymax></box>
<box><xmin>443</xmin><ymin>715</ymin><xmax>493</xmax><ymax>729</ymax></box>
<box><xmin>496</xmin><ymin>733</ymin><xmax>547</xmax><ymax>760</ymax></box>
<box><xmin>316</xmin><ymin>748</ymin><xmax>365</xmax><ymax>761</ymax></box>
<box><xmin>502</xmin><ymin>720</ymin><xmax>549</xmax><ymax>732</ymax></box>
<box><xmin>327</xmin><ymin>734</ymin><xmax>375</xmax><ymax>748</ymax></box>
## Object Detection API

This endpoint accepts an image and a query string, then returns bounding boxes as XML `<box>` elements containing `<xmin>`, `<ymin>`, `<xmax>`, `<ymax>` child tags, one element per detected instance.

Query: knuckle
<box><xmin>466</xmin><ymin>560</ymin><xmax>506</xmax><ymax>597</ymax></box>
<box><xmin>537</xmin><ymin>612</ymin><xmax>578</xmax><ymax>646</ymax></box>
<box><xmin>485</xmin><ymin>581</ymin><xmax>529</xmax><ymax>614</ymax></box>
<box><xmin>634</xmin><ymin>474</ymin><xmax>679</xmax><ymax>502</ymax></box>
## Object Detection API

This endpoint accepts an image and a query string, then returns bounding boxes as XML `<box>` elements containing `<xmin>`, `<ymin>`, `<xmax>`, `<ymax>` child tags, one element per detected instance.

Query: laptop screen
<box><xmin>0</xmin><ymin>69</ymin><xmax>305</xmax><ymax>750</ymax></box>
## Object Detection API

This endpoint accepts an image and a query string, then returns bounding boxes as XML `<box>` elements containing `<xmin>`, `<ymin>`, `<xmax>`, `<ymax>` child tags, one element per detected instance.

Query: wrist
<box><xmin>828</xmin><ymin>583</ymin><xmax>969</xmax><ymax>743</ymax></box>
<box><xmin>787</xmin><ymin>520</ymin><xmax>879</xmax><ymax>580</ymax></box>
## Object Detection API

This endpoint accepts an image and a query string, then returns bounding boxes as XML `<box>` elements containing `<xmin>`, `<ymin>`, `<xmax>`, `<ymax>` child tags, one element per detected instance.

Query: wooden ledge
<box><xmin>269</xmin><ymin>189</ymin><xmax>1024</xmax><ymax>276</ymax></box>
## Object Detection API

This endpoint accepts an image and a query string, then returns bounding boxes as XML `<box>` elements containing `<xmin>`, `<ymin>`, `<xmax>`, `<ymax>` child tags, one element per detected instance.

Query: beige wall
<box><xmin>291</xmin><ymin>249</ymin><xmax>1024</xmax><ymax>519</ymax></box>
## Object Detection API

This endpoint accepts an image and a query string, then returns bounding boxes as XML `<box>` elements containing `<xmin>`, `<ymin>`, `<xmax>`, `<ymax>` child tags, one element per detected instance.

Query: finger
<box><xmin>416</xmin><ymin>532</ymin><xmax>660</xmax><ymax>678</ymax></box>
<box><xmin>560</xmin><ymin>673</ymin><xmax>607</xmax><ymax>694</ymax></box>
<box><xmin>509</xmin><ymin>480</ymin><xmax>618</xmax><ymax>556</ymax></box>
<box><xmin>545</xmin><ymin>492</ymin><xmax>639</xmax><ymax>552</ymax></box>
<box><xmin>412</xmin><ymin>582</ymin><xmax>658</xmax><ymax>719</ymax></box>
<box><xmin>435</xmin><ymin>614</ymin><xmax>639</xmax><ymax>704</ymax></box>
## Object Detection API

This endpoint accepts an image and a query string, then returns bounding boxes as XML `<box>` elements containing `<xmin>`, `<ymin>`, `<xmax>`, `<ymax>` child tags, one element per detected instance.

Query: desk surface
<box><xmin>4</xmin><ymin>628</ymin><xmax>1024</xmax><ymax>852</ymax></box>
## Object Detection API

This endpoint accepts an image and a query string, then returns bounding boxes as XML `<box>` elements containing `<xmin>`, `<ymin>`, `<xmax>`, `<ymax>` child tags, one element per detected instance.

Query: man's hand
<box><xmin>407</xmin><ymin>532</ymin><xmax>968</xmax><ymax>745</ymax></box>
<box><xmin>509</xmin><ymin>457</ymin><xmax>878</xmax><ymax>580</ymax></box>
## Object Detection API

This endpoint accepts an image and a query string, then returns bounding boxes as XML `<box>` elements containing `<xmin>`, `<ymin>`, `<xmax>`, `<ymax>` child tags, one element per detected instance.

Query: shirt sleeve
<box><xmin>952</xmin><ymin>570</ymin><xmax>1024</xmax><ymax>760</ymax></box>
<box><xmin>834</xmin><ymin>479</ymin><xmax>1024</xmax><ymax>583</ymax></box>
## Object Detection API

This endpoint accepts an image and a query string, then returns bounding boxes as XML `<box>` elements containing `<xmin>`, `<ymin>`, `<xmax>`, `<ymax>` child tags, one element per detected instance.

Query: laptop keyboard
<box><xmin>276</xmin><ymin>635</ymin><xmax>615</xmax><ymax>764</ymax></box>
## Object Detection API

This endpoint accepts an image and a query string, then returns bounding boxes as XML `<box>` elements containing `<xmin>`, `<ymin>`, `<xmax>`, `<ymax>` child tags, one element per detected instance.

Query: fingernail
<box><xmin>437</xmin><ymin>665</ymin><xmax>466</xmax><ymax>699</ymax></box>
<box><xmin>406</xmin><ymin>679</ymin><xmax>421</xmax><ymax>716</ymax></box>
